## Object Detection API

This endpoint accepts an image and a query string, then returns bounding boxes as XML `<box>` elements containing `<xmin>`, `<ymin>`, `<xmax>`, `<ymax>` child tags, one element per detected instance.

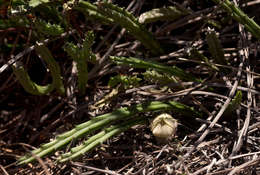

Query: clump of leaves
<box><xmin>111</xmin><ymin>56</ymin><xmax>199</xmax><ymax>82</ymax></box>
<box><xmin>34</xmin><ymin>19</ymin><xmax>64</xmax><ymax>36</ymax></box>
<box><xmin>108</xmin><ymin>74</ymin><xmax>141</xmax><ymax>90</ymax></box>
<box><xmin>64</xmin><ymin>31</ymin><xmax>96</xmax><ymax>95</ymax></box>
<box><xmin>143</xmin><ymin>69</ymin><xmax>177</xmax><ymax>85</ymax></box>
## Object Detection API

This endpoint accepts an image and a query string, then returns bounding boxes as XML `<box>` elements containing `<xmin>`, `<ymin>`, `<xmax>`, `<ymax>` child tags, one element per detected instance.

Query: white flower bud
<box><xmin>150</xmin><ymin>113</ymin><xmax>177</xmax><ymax>144</ymax></box>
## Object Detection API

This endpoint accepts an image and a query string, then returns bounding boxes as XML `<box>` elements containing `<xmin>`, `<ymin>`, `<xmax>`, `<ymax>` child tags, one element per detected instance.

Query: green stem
<box><xmin>206</xmin><ymin>31</ymin><xmax>227</xmax><ymax>66</ymax></box>
<box><xmin>59</xmin><ymin>117</ymin><xmax>145</xmax><ymax>162</ymax></box>
<box><xmin>212</xmin><ymin>0</ymin><xmax>260</xmax><ymax>39</ymax></box>
<box><xmin>35</xmin><ymin>44</ymin><xmax>65</xmax><ymax>95</ymax></box>
<box><xmin>12</xmin><ymin>62</ymin><xmax>54</xmax><ymax>95</ymax></box>
<box><xmin>18</xmin><ymin>100</ymin><xmax>200</xmax><ymax>164</ymax></box>
<box><xmin>12</xmin><ymin>44</ymin><xmax>65</xmax><ymax>95</ymax></box>
<box><xmin>111</xmin><ymin>56</ymin><xmax>198</xmax><ymax>82</ymax></box>
<box><xmin>64</xmin><ymin>31</ymin><xmax>96</xmax><ymax>95</ymax></box>
<box><xmin>76</xmin><ymin>1</ymin><xmax>163</xmax><ymax>54</ymax></box>
<box><xmin>139</xmin><ymin>6</ymin><xmax>189</xmax><ymax>24</ymax></box>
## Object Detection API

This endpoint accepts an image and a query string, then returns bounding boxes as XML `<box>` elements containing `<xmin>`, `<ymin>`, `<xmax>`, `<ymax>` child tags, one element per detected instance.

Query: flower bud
<box><xmin>150</xmin><ymin>113</ymin><xmax>177</xmax><ymax>144</ymax></box>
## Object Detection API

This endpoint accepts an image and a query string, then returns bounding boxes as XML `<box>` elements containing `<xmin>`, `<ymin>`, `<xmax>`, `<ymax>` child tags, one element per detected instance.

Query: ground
<box><xmin>0</xmin><ymin>0</ymin><xmax>260</xmax><ymax>174</ymax></box>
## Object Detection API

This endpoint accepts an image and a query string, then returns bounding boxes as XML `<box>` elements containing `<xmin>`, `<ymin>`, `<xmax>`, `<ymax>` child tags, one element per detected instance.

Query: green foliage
<box><xmin>12</xmin><ymin>62</ymin><xmax>54</xmax><ymax>95</ymax></box>
<box><xmin>207</xmin><ymin>19</ymin><xmax>222</xmax><ymax>29</ymax></box>
<box><xmin>111</xmin><ymin>56</ymin><xmax>199</xmax><ymax>82</ymax></box>
<box><xmin>206</xmin><ymin>30</ymin><xmax>227</xmax><ymax>66</ymax></box>
<box><xmin>29</xmin><ymin>0</ymin><xmax>50</xmax><ymax>7</ymax></box>
<box><xmin>11</xmin><ymin>0</ymin><xmax>27</xmax><ymax>6</ymax></box>
<box><xmin>18</xmin><ymin>100</ymin><xmax>201</xmax><ymax>164</ymax></box>
<box><xmin>211</xmin><ymin>0</ymin><xmax>260</xmax><ymax>39</ymax></box>
<box><xmin>10</xmin><ymin>0</ymin><xmax>28</xmax><ymax>15</ymax></box>
<box><xmin>223</xmin><ymin>90</ymin><xmax>242</xmax><ymax>117</ymax></box>
<box><xmin>64</xmin><ymin>31</ymin><xmax>96</xmax><ymax>95</ymax></box>
<box><xmin>35</xmin><ymin>19</ymin><xmax>64</xmax><ymax>36</ymax></box>
<box><xmin>12</xmin><ymin>44</ymin><xmax>65</xmax><ymax>95</ymax></box>
<box><xmin>76</xmin><ymin>1</ymin><xmax>163</xmax><ymax>54</ymax></box>
<box><xmin>2</xmin><ymin>0</ymin><xmax>259</xmax><ymax>171</ymax></box>
<box><xmin>75</xmin><ymin>1</ymin><xmax>113</xmax><ymax>24</ymax></box>
<box><xmin>139</xmin><ymin>6</ymin><xmax>189</xmax><ymax>24</ymax></box>
<box><xmin>6</xmin><ymin>0</ymin><xmax>256</xmax><ymax>169</ymax></box>
<box><xmin>189</xmin><ymin>48</ymin><xmax>219</xmax><ymax>72</ymax></box>
<box><xmin>35</xmin><ymin>44</ymin><xmax>65</xmax><ymax>95</ymax></box>
<box><xmin>33</xmin><ymin>2</ymin><xmax>64</xmax><ymax>23</ymax></box>
<box><xmin>58</xmin><ymin>117</ymin><xmax>145</xmax><ymax>162</ymax></box>
<box><xmin>0</xmin><ymin>16</ymin><xmax>30</xmax><ymax>29</ymax></box>
<box><xmin>108</xmin><ymin>75</ymin><xmax>141</xmax><ymax>89</ymax></box>
<box><xmin>143</xmin><ymin>69</ymin><xmax>178</xmax><ymax>84</ymax></box>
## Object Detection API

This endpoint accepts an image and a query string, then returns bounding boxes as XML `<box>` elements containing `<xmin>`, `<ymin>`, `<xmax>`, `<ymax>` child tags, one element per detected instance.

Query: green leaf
<box><xmin>211</xmin><ymin>0</ymin><xmax>260</xmax><ymax>40</ymax></box>
<box><xmin>18</xmin><ymin>100</ymin><xmax>201</xmax><ymax>164</ymax></box>
<box><xmin>11</xmin><ymin>43</ymin><xmax>65</xmax><ymax>95</ymax></box>
<box><xmin>139</xmin><ymin>6</ymin><xmax>189</xmax><ymax>24</ymax></box>
<box><xmin>35</xmin><ymin>20</ymin><xmax>64</xmax><ymax>36</ymax></box>
<box><xmin>12</xmin><ymin>62</ymin><xmax>54</xmax><ymax>95</ymax></box>
<box><xmin>58</xmin><ymin>117</ymin><xmax>145</xmax><ymax>162</ymax></box>
<box><xmin>111</xmin><ymin>56</ymin><xmax>199</xmax><ymax>82</ymax></box>
<box><xmin>108</xmin><ymin>75</ymin><xmax>141</xmax><ymax>89</ymax></box>
<box><xmin>35</xmin><ymin>44</ymin><xmax>65</xmax><ymax>95</ymax></box>
<box><xmin>11</xmin><ymin>0</ymin><xmax>26</xmax><ymax>6</ymax></box>
<box><xmin>64</xmin><ymin>31</ymin><xmax>96</xmax><ymax>95</ymax></box>
<box><xmin>206</xmin><ymin>30</ymin><xmax>227</xmax><ymax>66</ymax></box>
<box><xmin>223</xmin><ymin>91</ymin><xmax>242</xmax><ymax>117</ymax></box>
<box><xmin>76</xmin><ymin>1</ymin><xmax>163</xmax><ymax>55</ymax></box>
<box><xmin>29</xmin><ymin>0</ymin><xmax>49</xmax><ymax>7</ymax></box>
<box><xmin>143</xmin><ymin>69</ymin><xmax>178</xmax><ymax>84</ymax></box>
<box><xmin>189</xmin><ymin>48</ymin><xmax>219</xmax><ymax>71</ymax></box>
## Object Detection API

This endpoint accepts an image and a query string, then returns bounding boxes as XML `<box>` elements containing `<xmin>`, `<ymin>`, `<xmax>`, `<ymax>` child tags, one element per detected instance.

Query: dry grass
<box><xmin>1</xmin><ymin>0</ymin><xmax>260</xmax><ymax>174</ymax></box>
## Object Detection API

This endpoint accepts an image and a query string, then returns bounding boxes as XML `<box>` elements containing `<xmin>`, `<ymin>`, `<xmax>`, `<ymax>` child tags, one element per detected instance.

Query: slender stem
<box><xmin>18</xmin><ymin>100</ymin><xmax>200</xmax><ymax>164</ymax></box>
<box><xmin>212</xmin><ymin>0</ymin><xmax>260</xmax><ymax>39</ymax></box>
<box><xmin>111</xmin><ymin>56</ymin><xmax>198</xmax><ymax>82</ymax></box>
